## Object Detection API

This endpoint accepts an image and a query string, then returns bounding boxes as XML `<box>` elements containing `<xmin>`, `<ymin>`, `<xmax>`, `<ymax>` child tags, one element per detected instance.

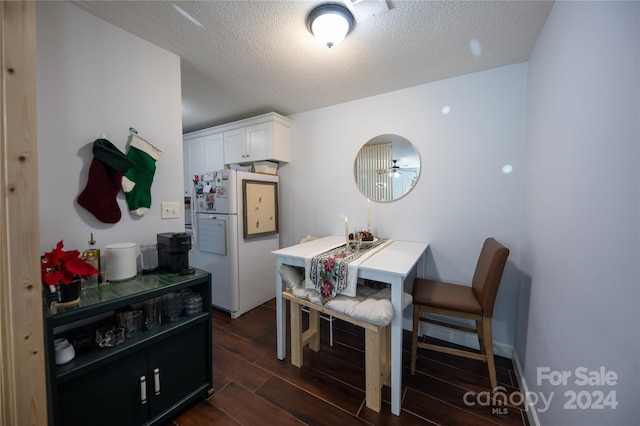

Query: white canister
<box><xmin>105</xmin><ymin>242</ymin><xmax>137</xmax><ymax>281</ymax></box>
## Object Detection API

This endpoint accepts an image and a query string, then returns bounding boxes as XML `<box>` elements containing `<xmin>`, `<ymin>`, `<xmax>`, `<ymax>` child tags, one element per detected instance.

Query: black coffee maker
<box><xmin>156</xmin><ymin>232</ymin><xmax>194</xmax><ymax>274</ymax></box>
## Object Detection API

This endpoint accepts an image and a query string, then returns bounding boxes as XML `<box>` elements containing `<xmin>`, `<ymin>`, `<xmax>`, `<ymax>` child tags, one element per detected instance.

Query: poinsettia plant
<box><xmin>41</xmin><ymin>240</ymin><xmax>99</xmax><ymax>286</ymax></box>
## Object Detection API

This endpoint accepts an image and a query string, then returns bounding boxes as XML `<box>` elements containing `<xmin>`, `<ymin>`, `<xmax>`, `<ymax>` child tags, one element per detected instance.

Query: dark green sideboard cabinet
<box><xmin>43</xmin><ymin>270</ymin><xmax>213</xmax><ymax>426</ymax></box>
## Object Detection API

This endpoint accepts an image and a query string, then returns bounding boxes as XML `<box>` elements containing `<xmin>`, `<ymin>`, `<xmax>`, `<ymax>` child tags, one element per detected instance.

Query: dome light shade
<box><xmin>307</xmin><ymin>4</ymin><xmax>355</xmax><ymax>48</ymax></box>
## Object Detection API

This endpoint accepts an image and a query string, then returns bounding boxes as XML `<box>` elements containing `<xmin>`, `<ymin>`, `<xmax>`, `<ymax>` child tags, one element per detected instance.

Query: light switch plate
<box><xmin>161</xmin><ymin>202</ymin><xmax>180</xmax><ymax>219</ymax></box>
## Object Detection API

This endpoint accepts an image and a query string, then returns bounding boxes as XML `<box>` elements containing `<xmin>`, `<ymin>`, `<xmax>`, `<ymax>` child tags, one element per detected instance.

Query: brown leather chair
<box><xmin>410</xmin><ymin>238</ymin><xmax>509</xmax><ymax>390</ymax></box>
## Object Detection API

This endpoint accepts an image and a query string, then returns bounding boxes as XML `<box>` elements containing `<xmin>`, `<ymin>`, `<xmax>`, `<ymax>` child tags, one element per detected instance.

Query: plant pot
<box><xmin>55</xmin><ymin>277</ymin><xmax>81</xmax><ymax>306</ymax></box>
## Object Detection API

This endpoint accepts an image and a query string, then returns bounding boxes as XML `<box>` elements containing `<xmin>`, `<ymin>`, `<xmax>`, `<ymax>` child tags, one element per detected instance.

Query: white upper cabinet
<box><xmin>221</xmin><ymin>113</ymin><xmax>291</xmax><ymax>165</ymax></box>
<box><xmin>184</xmin><ymin>137</ymin><xmax>203</xmax><ymax>196</ymax></box>
<box><xmin>203</xmin><ymin>133</ymin><xmax>224</xmax><ymax>172</ymax></box>
<box><xmin>188</xmin><ymin>137</ymin><xmax>205</xmax><ymax>179</ymax></box>
<box><xmin>183</xmin><ymin>140</ymin><xmax>192</xmax><ymax>196</ymax></box>
<box><xmin>222</xmin><ymin>128</ymin><xmax>246</xmax><ymax>164</ymax></box>
<box><xmin>183</xmin><ymin>133</ymin><xmax>224</xmax><ymax>195</ymax></box>
<box><xmin>183</xmin><ymin>113</ymin><xmax>291</xmax><ymax>188</ymax></box>
<box><xmin>225</xmin><ymin>123</ymin><xmax>281</xmax><ymax>164</ymax></box>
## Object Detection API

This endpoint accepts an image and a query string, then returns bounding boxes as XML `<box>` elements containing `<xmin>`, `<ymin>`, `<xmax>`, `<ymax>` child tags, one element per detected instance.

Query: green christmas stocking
<box><xmin>121</xmin><ymin>134</ymin><xmax>163</xmax><ymax>217</ymax></box>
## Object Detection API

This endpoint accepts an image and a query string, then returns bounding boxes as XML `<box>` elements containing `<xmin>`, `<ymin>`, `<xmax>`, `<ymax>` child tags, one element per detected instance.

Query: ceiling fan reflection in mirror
<box><xmin>377</xmin><ymin>160</ymin><xmax>405</xmax><ymax>177</ymax></box>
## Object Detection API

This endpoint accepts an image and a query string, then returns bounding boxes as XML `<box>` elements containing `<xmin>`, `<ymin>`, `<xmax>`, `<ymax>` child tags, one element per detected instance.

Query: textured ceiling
<box><xmin>70</xmin><ymin>0</ymin><xmax>553</xmax><ymax>133</ymax></box>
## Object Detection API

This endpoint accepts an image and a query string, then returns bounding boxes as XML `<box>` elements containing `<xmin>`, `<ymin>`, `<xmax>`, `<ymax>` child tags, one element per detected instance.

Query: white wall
<box><xmin>36</xmin><ymin>2</ymin><xmax>184</xmax><ymax>264</ymax></box>
<box><xmin>281</xmin><ymin>63</ymin><xmax>527</xmax><ymax>349</ymax></box>
<box><xmin>521</xmin><ymin>1</ymin><xmax>639</xmax><ymax>424</ymax></box>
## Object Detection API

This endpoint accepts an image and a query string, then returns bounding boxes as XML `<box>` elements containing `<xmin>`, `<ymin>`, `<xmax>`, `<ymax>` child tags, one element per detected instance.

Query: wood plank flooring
<box><xmin>169</xmin><ymin>300</ymin><xmax>530</xmax><ymax>425</ymax></box>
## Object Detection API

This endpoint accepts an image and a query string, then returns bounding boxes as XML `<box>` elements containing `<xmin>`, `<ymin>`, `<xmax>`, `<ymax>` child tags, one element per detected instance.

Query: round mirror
<box><xmin>353</xmin><ymin>134</ymin><xmax>420</xmax><ymax>202</ymax></box>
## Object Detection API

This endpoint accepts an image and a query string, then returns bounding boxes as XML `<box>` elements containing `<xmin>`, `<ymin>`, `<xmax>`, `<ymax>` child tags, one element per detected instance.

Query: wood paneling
<box><xmin>0</xmin><ymin>1</ymin><xmax>47</xmax><ymax>425</ymax></box>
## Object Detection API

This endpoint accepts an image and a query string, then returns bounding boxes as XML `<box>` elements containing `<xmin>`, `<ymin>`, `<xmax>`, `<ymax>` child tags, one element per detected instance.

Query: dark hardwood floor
<box><xmin>170</xmin><ymin>299</ymin><xmax>530</xmax><ymax>425</ymax></box>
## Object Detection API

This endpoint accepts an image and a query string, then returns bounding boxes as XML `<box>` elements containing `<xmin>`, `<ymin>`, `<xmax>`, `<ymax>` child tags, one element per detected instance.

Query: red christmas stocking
<box><xmin>78</xmin><ymin>139</ymin><xmax>134</xmax><ymax>224</ymax></box>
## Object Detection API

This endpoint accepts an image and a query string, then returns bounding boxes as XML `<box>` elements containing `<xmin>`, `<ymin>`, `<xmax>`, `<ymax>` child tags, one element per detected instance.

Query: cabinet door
<box><xmin>148</xmin><ymin>323</ymin><xmax>210</xmax><ymax>418</ymax></box>
<box><xmin>223</xmin><ymin>128</ymin><xmax>246</xmax><ymax>164</ymax></box>
<box><xmin>188</xmin><ymin>137</ymin><xmax>205</xmax><ymax>176</ymax></box>
<box><xmin>183</xmin><ymin>141</ymin><xmax>191</xmax><ymax>196</ymax></box>
<box><xmin>57</xmin><ymin>351</ymin><xmax>148</xmax><ymax>426</ymax></box>
<box><xmin>245</xmin><ymin>122</ymin><xmax>272</xmax><ymax>162</ymax></box>
<box><xmin>203</xmin><ymin>133</ymin><xmax>224</xmax><ymax>172</ymax></box>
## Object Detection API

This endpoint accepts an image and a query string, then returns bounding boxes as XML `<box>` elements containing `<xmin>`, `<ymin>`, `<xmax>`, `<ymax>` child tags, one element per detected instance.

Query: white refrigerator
<box><xmin>190</xmin><ymin>169</ymin><xmax>279</xmax><ymax>318</ymax></box>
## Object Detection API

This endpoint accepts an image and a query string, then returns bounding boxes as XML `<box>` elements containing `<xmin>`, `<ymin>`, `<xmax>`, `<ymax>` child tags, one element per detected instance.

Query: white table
<box><xmin>273</xmin><ymin>235</ymin><xmax>428</xmax><ymax>415</ymax></box>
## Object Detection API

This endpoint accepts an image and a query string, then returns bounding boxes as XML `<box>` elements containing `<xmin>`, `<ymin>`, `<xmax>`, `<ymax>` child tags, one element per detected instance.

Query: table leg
<box><xmin>275</xmin><ymin>258</ymin><xmax>286</xmax><ymax>360</ymax></box>
<box><xmin>390</xmin><ymin>276</ymin><xmax>403</xmax><ymax>416</ymax></box>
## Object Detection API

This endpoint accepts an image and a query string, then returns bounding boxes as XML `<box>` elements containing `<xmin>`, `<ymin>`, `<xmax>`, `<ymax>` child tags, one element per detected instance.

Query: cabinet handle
<box><xmin>154</xmin><ymin>368</ymin><xmax>161</xmax><ymax>395</ymax></box>
<box><xmin>140</xmin><ymin>376</ymin><xmax>147</xmax><ymax>404</ymax></box>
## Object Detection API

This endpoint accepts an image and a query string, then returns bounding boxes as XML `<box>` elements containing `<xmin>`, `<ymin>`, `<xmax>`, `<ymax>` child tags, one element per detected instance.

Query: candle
<box><xmin>367</xmin><ymin>199</ymin><xmax>370</xmax><ymax>227</ymax></box>
<box><xmin>345</xmin><ymin>216</ymin><xmax>349</xmax><ymax>242</ymax></box>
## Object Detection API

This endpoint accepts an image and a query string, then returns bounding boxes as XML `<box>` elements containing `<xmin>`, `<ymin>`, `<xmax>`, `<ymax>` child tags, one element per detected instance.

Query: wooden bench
<box><xmin>282</xmin><ymin>289</ymin><xmax>391</xmax><ymax>413</ymax></box>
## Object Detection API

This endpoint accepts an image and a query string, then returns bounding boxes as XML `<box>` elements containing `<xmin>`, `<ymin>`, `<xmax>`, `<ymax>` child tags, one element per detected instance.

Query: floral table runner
<box><xmin>305</xmin><ymin>238</ymin><xmax>390</xmax><ymax>304</ymax></box>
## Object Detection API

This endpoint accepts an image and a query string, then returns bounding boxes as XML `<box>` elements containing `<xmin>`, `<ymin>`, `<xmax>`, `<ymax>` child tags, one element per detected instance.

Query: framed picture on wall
<box><xmin>242</xmin><ymin>180</ymin><xmax>279</xmax><ymax>239</ymax></box>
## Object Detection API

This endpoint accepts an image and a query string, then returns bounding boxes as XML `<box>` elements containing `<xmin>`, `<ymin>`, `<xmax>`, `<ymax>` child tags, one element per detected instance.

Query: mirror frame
<box><xmin>353</xmin><ymin>134</ymin><xmax>421</xmax><ymax>202</ymax></box>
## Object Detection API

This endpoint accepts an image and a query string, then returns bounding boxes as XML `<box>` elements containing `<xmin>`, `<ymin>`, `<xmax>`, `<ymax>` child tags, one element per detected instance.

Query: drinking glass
<box><xmin>163</xmin><ymin>292</ymin><xmax>182</xmax><ymax>322</ymax></box>
<box><xmin>95</xmin><ymin>325</ymin><xmax>115</xmax><ymax>347</ymax></box>
<box><xmin>140</xmin><ymin>243</ymin><xmax>158</xmax><ymax>272</ymax></box>
<box><xmin>143</xmin><ymin>297</ymin><xmax>162</xmax><ymax>329</ymax></box>
<box><xmin>123</xmin><ymin>310</ymin><xmax>143</xmax><ymax>337</ymax></box>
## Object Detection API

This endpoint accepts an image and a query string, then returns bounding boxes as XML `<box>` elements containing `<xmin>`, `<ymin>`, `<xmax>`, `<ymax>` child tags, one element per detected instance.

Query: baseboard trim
<box><xmin>512</xmin><ymin>351</ymin><xmax>540</xmax><ymax>426</ymax></box>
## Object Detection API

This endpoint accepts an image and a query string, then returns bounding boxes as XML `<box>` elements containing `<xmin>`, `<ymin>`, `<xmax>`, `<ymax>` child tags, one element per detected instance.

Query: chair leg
<box><xmin>365</xmin><ymin>328</ymin><xmax>382</xmax><ymax>413</ymax></box>
<box><xmin>476</xmin><ymin>320</ymin><xmax>486</xmax><ymax>356</ymax></box>
<box><xmin>482</xmin><ymin>316</ymin><xmax>497</xmax><ymax>390</ymax></box>
<box><xmin>308</xmin><ymin>308</ymin><xmax>320</xmax><ymax>352</ymax></box>
<box><xmin>410</xmin><ymin>305</ymin><xmax>420</xmax><ymax>374</ymax></box>
<box><xmin>329</xmin><ymin>315</ymin><xmax>334</xmax><ymax>346</ymax></box>
<box><xmin>382</xmin><ymin>325</ymin><xmax>391</xmax><ymax>387</ymax></box>
<box><xmin>290</xmin><ymin>300</ymin><xmax>304</xmax><ymax>367</ymax></box>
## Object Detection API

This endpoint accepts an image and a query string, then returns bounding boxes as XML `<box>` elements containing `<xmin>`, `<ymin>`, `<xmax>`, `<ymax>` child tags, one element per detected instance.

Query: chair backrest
<box><xmin>471</xmin><ymin>238</ymin><xmax>509</xmax><ymax>317</ymax></box>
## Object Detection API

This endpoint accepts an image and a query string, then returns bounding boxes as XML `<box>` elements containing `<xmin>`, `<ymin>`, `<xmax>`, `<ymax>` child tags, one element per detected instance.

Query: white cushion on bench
<box><xmin>280</xmin><ymin>264</ymin><xmax>412</xmax><ymax>327</ymax></box>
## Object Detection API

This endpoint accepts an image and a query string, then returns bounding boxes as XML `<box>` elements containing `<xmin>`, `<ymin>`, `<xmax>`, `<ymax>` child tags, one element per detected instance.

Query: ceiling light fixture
<box><xmin>306</xmin><ymin>3</ymin><xmax>355</xmax><ymax>48</ymax></box>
